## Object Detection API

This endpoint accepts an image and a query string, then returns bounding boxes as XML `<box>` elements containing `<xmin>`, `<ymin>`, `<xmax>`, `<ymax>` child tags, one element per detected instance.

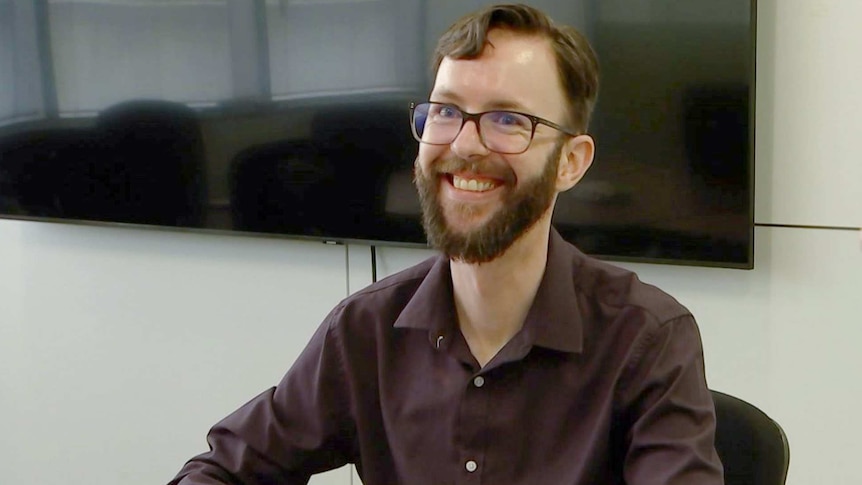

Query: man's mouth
<box><xmin>450</xmin><ymin>174</ymin><xmax>499</xmax><ymax>192</ymax></box>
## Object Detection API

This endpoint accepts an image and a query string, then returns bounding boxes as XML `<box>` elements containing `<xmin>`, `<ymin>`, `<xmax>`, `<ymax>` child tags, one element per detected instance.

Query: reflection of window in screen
<box><xmin>0</xmin><ymin>0</ymin><xmax>43</xmax><ymax>125</ymax></box>
<box><xmin>48</xmin><ymin>0</ymin><xmax>232</xmax><ymax>114</ymax></box>
<box><xmin>266</xmin><ymin>0</ymin><xmax>423</xmax><ymax>100</ymax></box>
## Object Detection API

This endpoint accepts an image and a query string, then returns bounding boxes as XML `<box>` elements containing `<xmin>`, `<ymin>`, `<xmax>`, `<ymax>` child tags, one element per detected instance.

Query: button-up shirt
<box><xmin>169</xmin><ymin>229</ymin><xmax>723</xmax><ymax>485</ymax></box>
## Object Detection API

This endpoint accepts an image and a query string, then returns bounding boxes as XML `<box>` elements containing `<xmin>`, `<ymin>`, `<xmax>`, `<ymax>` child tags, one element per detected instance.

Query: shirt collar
<box><xmin>393</xmin><ymin>228</ymin><xmax>584</xmax><ymax>354</ymax></box>
<box><xmin>521</xmin><ymin>228</ymin><xmax>584</xmax><ymax>353</ymax></box>
<box><xmin>393</xmin><ymin>254</ymin><xmax>458</xmax><ymax>349</ymax></box>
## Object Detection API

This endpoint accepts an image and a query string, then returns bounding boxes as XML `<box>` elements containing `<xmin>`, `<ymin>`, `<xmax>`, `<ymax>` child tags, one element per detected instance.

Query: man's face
<box><xmin>414</xmin><ymin>29</ymin><xmax>571</xmax><ymax>263</ymax></box>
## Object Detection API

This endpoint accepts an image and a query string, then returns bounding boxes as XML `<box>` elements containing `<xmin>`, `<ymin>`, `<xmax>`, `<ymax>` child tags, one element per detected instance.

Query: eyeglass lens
<box><xmin>411</xmin><ymin>103</ymin><xmax>533</xmax><ymax>154</ymax></box>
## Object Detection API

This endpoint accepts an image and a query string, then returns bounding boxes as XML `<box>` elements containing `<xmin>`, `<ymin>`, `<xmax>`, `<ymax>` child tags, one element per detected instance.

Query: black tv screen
<box><xmin>0</xmin><ymin>0</ymin><xmax>755</xmax><ymax>269</ymax></box>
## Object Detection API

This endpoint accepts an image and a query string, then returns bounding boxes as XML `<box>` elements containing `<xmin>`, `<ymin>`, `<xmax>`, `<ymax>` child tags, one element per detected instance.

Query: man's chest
<box><xmin>362</xmin><ymin>344</ymin><xmax>626</xmax><ymax>485</ymax></box>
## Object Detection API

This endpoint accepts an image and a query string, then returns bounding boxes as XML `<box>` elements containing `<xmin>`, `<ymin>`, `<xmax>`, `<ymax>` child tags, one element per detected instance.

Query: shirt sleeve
<box><xmin>167</xmin><ymin>306</ymin><xmax>357</xmax><ymax>485</ymax></box>
<box><xmin>617</xmin><ymin>314</ymin><xmax>724</xmax><ymax>485</ymax></box>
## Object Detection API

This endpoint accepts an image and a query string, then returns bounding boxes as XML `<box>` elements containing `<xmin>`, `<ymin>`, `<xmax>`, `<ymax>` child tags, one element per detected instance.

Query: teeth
<box><xmin>453</xmin><ymin>176</ymin><xmax>495</xmax><ymax>192</ymax></box>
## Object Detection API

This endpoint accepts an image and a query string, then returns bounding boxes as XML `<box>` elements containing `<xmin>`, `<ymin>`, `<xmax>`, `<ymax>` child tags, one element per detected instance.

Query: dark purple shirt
<box><xmin>169</xmin><ymin>229</ymin><xmax>723</xmax><ymax>485</ymax></box>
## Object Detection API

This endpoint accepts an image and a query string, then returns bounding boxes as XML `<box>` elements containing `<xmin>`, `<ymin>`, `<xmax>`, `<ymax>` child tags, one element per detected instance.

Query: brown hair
<box><xmin>432</xmin><ymin>3</ymin><xmax>599</xmax><ymax>133</ymax></box>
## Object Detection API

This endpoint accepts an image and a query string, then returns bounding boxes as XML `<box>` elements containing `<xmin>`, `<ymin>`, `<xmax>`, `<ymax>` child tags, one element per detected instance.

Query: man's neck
<box><xmin>450</xmin><ymin>218</ymin><xmax>552</xmax><ymax>368</ymax></box>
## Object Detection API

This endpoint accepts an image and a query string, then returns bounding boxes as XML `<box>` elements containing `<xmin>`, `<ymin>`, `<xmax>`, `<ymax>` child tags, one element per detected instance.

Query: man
<box><xmin>169</xmin><ymin>4</ymin><xmax>723</xmax><ymax>484</ymax></box>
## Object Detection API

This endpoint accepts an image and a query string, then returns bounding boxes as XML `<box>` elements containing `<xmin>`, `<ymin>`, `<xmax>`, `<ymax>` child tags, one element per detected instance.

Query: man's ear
<box><xmin>556</xmin><ymin>134</ymin><xmax>595</xmax><ymax>192</ymax></box>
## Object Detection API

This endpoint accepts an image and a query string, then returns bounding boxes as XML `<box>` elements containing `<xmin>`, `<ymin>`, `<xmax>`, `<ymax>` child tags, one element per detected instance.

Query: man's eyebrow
<box><xmin>428</xmin><ymin>89</ymin><xmax>464</xmax><ymax>105</ymax></box>
<box><xmin>484</xmin><ymin>100</ymin><xmax>533</xmax><ymax>113</ymax></box>
<box><xmin>428</xmin><ymin>91</ymin><xmax>533</xmax><ymax>113</ymax></box>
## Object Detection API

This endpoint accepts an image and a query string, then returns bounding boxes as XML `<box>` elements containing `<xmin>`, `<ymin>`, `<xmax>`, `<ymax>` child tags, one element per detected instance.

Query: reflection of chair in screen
<box><xmin>0</xmin><ymin>128</ymin><xmax>100</xmax><ymax>219</ymax></box>
<box><xmin>712</xmin><ymin>390</ymin><xmax>791</xmax><ymax>485</ymax></box>
<box><xmin>95</xmin><ymin>99</ymin><xmax>206</xmax><ymax>226</ymax></box>
<box><xmin>230</xmin><ymin>140</ymin><xmax>335</xmax><ymax>235</ymax></box>
<box><xmin>683</xmin><ymin>85</ymin><xmax>749</xmax><ymax>190</ymax></box>
<box><xmin>310</xmin><ymin>101</ymin><xmax>416</xmax><ymax>239</ymax></box>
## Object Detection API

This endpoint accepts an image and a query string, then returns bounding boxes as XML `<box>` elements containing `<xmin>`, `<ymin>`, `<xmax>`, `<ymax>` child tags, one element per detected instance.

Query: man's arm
<box><xmin>618</xmin><ymin>314</ymin><xmax>724</xmax><ymax>485</ymax></box>
<box><xmin>167</xmin><ymin>308</ymin><xmax>356</xmax><ymax>485</ymax></box>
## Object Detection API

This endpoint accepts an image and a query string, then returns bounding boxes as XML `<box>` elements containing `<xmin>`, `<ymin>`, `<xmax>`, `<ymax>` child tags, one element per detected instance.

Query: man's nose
<box><xmin>450</xmin><ymin>119</ymin><xmax>491</xmax><ymax>159</ymax></box>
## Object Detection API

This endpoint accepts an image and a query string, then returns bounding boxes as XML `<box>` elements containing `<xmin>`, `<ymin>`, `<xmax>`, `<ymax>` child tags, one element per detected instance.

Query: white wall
<box><xmin>0</xmin><ymin>222</ymin><xmax>355</xmax><ymax>485</ymax></box>
<box><xmin>754</xmin><ymin>0</ymin><xmax>861</xmax><ymax>228</ymax></box>
<box><xmin>1</xmin><ymin>1</ymin><xmax>861</xmax><ymax>485</ymax></box>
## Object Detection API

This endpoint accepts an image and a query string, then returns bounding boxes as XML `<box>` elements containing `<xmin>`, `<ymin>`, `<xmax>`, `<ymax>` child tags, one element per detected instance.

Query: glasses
<box><xmin>410</xmin><ymin>102</ymin><xmax>578</xmax><ymax>155</ymax></box>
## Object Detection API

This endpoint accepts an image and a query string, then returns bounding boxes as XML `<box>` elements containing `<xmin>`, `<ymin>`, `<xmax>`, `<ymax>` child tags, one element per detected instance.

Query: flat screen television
<box><xmin>0</xmin><ymin>0</ymin><xmax>755</xmax><ymax>269</ymax></box>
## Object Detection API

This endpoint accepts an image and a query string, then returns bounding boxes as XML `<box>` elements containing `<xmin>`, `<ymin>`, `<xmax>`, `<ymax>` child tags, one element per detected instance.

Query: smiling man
<box><xmin>410</xmin><ymin>24</ymin><xmax>598</xmax><ymax>369</ymax></box>
<box><xmin>169</xmin><ymin>4</ymin><xmax>723</xmax><ymax>485</ymax></box>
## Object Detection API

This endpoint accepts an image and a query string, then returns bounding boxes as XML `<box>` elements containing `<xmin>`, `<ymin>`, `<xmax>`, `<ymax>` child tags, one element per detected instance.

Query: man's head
<box><xmin>431</xmin><ymin>3</ymin><xmax>599</xmax><ymax>133</ymax></box>
<box><xmin>413</xmin><ymin>4</ymin><xmax>599</xmax><ymax>264</ymax></box>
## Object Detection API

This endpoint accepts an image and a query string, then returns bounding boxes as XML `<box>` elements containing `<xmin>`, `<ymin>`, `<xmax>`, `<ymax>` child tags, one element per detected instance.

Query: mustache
<box><xmin>417</xmin><ymin>155</ymin><xmax>516</xmax><ymax>184</ymax></box>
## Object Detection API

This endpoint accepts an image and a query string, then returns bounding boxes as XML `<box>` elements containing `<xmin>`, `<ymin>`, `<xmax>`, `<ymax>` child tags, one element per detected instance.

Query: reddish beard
<box><xmin>413</xmin><ymin>140</ymin><xmax>562</xmax><ymax>264</ymax></box>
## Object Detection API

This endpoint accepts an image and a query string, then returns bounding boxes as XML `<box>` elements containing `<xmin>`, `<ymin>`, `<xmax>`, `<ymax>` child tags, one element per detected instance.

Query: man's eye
<box><xmin>489</xmin><ymin>112</ymin><xmax>529</xmax><ymax>128</ymax></box>
<box><xmin>436</xmin><ymin>106</ymin><xmax>459</xmax><ymax>118</ymax></box>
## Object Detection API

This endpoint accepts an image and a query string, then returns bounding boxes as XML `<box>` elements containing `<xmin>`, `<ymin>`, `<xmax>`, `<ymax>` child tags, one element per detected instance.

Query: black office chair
<box><xmin>711</xmin><ymin>390</ymin><xmax>790</xmax><ymax>485</ymax></box>
<box><xmin>229</xmin><ymin>139</ymin><xmax>336</xmax><ymax>235</ymax></box>
<box><xmin>0</xmin><ymin>127</ymin><xmax>101</xmax><ymax>218</ymax></box>
<box><xmin>309</xmin><ymin>99</ymin><xmax>415</xmax><ymax>238</ymax></box>
<box><xmin>95</xmin><ymin>99</ymin><xmax>207</xmax><ymax>226</ymax></box>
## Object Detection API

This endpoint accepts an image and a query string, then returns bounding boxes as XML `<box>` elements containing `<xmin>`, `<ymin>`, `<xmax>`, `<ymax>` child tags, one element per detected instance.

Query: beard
<box><xmin>414</xmin><ymin>140</ymin><xmax>562</xmax><ymax>264</ymax></box>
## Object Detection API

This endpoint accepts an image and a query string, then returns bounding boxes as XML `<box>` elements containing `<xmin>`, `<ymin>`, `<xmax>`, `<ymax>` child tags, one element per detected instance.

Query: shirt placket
<box><xmin>455</xmin><ymin>370</ymin><xmax>491</xmax><ymax>485</ymax></box>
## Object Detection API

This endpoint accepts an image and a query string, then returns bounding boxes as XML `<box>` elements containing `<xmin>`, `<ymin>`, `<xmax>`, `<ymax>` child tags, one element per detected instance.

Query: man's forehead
<box><xmin>431</xmin><ymin>32</ymin><xmax>562</xmax><ymax>114</ymax></box>
<box><xmin>444</xmin><ymin>29</ymin><xmax>552</xmax><ymax>64</ymax></box>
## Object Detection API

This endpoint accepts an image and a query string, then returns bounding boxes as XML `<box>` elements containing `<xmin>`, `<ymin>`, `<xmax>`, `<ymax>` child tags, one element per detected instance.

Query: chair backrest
<box><xmin>229</xmin><ymin>139</ymin><xmax>335</xmax><ymax>234</ymax></box>
<box><xmin>711</xmin><ymin>390</ymin><xmax>790</xmax><ymax>485</ymax></box>
<box><xmin>0</xmin><ymin>128</ymin><xmax>100</xmax><ymax>218</ymax></box>
<box><xmin>95</xmin><ymin>98</ymin><xmax>207</xmax><ymax>226</ymax></box>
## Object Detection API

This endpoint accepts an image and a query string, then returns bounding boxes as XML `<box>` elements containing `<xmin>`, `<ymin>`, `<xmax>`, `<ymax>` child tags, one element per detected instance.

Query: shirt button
<box><xmin>465</xmin><ymin>460</ymin><xmax>478</xmax><ymax>472</ymax></box>
<box><xmin>473</xmin><ymin>376</ymin><xmax>485</xmax><ymax>388</ymax></box>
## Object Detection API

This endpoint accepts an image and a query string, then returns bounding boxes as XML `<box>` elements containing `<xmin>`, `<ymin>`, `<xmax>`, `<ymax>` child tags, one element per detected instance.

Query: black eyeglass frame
<box><xmin>409</xmin><ymin>101</ymin><xmax>581</xmax><ymax>155</ymax></box>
